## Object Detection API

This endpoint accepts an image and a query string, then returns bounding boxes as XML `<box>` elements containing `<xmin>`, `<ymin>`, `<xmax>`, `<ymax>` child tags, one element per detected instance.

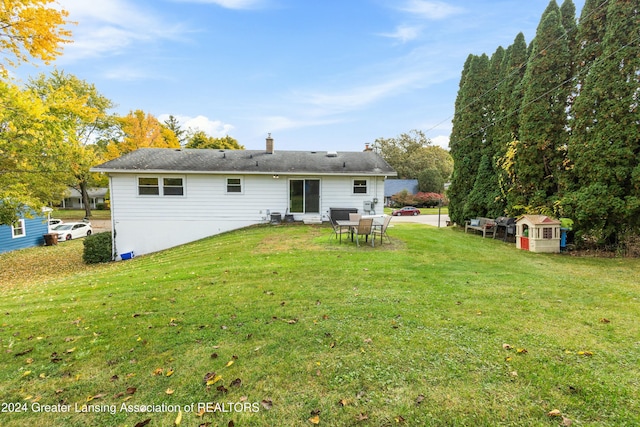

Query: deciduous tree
<box><xmin>185</xmin><ymin>131</ymin><xmax>244</xmax><ymax>150</ymax></box>
<box><xmin>0</xmin><ymin>0</ymin><xmax>72</xmax><ymax>70</ymax></box>
<box><xmin>106</xmin><ymin>110</ymin><xmax>180</xmax><ymax>159</ymax></box>
<box><xmin>27</xmin><ymin>70</ymin><xmax>116</xmax><ymax>218</ymax></box>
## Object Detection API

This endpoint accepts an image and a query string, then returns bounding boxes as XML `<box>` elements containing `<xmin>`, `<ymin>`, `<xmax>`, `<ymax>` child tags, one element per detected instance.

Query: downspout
<box><xmin>108</xmin><ymin>175</ymin><xmax>117</xmax><ymax>260</ymax></box>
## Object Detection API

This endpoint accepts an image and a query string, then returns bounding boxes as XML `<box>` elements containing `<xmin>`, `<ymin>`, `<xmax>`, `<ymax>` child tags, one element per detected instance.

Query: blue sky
<box><xmin>17</xmin><ymin>0</ymin><xmax>584</xmax><ymax>151</ymax></box>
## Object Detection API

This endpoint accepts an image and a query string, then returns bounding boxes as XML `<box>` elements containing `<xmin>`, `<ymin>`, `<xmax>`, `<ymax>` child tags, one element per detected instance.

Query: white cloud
<box><xmin>57</xmin><ymin>0</ymin><xmax>185</xmax><ymax>61</ymax></box>
<box><xmin>379</xmin><ymin>25</ymin><xmax>422</xmax><ymax>43</ymax></box>
<box><xmin>431</xmin><ymin>135</ymin><xmax>450</xmax><ymax>150</ymax></box>
<box><xmin>159</xmin><ymin>114</ymin><xmax>235</xmax><ymax>137</ymax></box>
<box><xmin>400</xmin><ymin>0</ymin><xmax>464</xmax><ymax>20</ymax></box>
<box><xmin>301</xmin><ymin>73</ymin><xmax>424</xmax><ymax>113</ymax></box>
<box><xmin>171</xmin><ymin>0</ymin><xmax>269</xmax><ymax>9</ymax></box>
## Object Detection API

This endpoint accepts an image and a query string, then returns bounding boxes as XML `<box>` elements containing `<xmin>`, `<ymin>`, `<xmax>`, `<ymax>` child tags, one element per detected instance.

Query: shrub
<box><xmin>413</xmin><ymin>192</ymin><xmax>443</xmax><ymax>207</ymax></box>
<box><xmin>83</xmin><ymin>232</ymin><xmax>112</xmax><ymax>264</ymax></box>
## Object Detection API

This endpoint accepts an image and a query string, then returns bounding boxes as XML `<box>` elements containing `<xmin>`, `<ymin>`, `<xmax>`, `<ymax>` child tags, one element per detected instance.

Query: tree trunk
<box><xmin>80</xmin><ymin>181</ymin><xmax>92</xmax><ymax>219</ymax></box>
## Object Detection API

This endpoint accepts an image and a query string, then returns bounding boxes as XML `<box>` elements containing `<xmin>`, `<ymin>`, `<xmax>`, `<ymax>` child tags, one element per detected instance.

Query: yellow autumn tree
<box><xmin>0</xmin><ymin>0</ymin><xmax>72</xmax><ymax>70</ymax></box>
<box><xmin>106</xmin><ymin>110</ymin><xmax>179</xmax><ymax>159</ymax></box>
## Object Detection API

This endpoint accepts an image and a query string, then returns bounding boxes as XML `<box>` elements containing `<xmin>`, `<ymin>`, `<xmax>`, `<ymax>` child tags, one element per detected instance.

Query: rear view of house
<box><xmin>92</xmin><ymin>136</ymin><xmax>396</xmax><ymax>258</ymax></box>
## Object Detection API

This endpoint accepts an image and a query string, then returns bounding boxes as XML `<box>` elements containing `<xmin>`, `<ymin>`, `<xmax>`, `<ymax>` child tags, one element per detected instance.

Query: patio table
<box><xmin>336</xmin><ymin>219</ymin><xmax>382</xmax><ymax>243</ymax></box>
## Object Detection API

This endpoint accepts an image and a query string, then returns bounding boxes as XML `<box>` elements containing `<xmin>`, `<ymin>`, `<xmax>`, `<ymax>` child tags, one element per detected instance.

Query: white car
<box><xmin>53</xmin><ymin>222</ymin><xmax>93</xmax><ymax>241</ymax></box>
<box><xmin>49</xmin><ymin>218</ymin><xmax>63</xmax><ymax>227</ymax></box>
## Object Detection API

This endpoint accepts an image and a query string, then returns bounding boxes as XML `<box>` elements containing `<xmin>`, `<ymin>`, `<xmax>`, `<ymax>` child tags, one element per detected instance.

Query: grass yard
<box><xmin>1</xmin><ymin>223</ymin><xmax>639</xmax><ymax>426</ymax></box>
<box><xmin>52</xmin><ymin>209</ymin><xmax>111</xmax><ymax>221</ymax></box>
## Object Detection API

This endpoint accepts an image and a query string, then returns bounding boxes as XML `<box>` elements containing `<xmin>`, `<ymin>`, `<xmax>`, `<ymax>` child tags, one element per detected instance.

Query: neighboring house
<box><xmin>384</xmin><ymin>179</ymin><xmax>419</xmax><ymax>206</ymax></box>
<box><xmin>0</xmin><ymin>210</ymin><xmax>49</xmax><ymax>254</ymax></box>
<box><xmin>91</xmin><ymin>136</ymin><xmax>397</xmax><ymax>257</ymax></box>
<box><xmin>60</xmin><ymin>187</ymin><xmax>108</xmax><ymax>209</ymax></box>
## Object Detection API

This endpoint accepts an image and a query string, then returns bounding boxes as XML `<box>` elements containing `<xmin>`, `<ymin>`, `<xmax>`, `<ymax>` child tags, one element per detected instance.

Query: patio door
<box><xmin>289</xmin><ymin>179</ymin><xmax>320</xmax><ymax>213</ymax></box>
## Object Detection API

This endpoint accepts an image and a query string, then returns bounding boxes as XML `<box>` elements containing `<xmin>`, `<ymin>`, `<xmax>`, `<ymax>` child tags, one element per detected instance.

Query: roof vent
<box><xmin>327</xmin><ymin>151</ymin><xmax>338</xmax><ymax>157</ymax></box>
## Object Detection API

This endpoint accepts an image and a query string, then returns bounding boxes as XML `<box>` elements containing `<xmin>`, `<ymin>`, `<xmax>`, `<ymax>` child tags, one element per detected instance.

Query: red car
<box><xmin>392</xmin><ymin>206</ymin><xmax>421</xmax><ymax>216</ymax></box>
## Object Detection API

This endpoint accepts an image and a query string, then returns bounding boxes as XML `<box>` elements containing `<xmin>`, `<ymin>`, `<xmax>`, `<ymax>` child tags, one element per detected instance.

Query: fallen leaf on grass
<box><xmin>225</xmin><ymin>360</ymin><xmax>234</xmax><ymax>368</ymax></box>
<box><xmin>338</xmin><ymin>399</ymin><xmax>348</xmax><ymax>407</ymax></box>
<box><xmin>599</xmin><ymin>318</ymin><xmax>610</xmax><ymax>323</ymax></box>
<box><xmin>14</xmin><ymin>348</ymin><xmax>33</xmax><ymax>357</ymax></box>
<box><xmin>356</xmin><ymin>413</ymin><xmax>368</xmax><ymax>421</ymax></box>
<box><xmin>153</xmin><ymin>368</ymin><xmax>163</xmax><ymax>376</ymax></box>
<box><xmin>166</xmin><ymin>369</ymin><xmax>174</xmax><ymax>377</ymax></box>
<box><xmin>174</xmin><ymin>409</ymin><xmax>182</xmax><ymax>426</ymax></box>
<box><xmin>415</xmin><ymin>394</ymin><xmax>425</xmax><ymax>405</ymax></box>
<box><xmin>126</xmin><ymin>387</ymin><xmax>137</xmax><ymax>395</ymax></box>
<box><xmin>134</xmin><ymin>419</ymin><xmax>151</xmax><ymax>427</ymax></box>
<box><xmin>261</xmin><ymin>399</ymin><xmax>273</xmax><ymax>410</ymax></box>
<box><xmin>216</xmin><ymin>385</ymin><xmax>228</xmax><ymax>393</ymax></box>
<box><xmin>395</xmin><ymin>415</ymin><xmax>406</xmax><ymax>423</ymax></box>
<box><xmin>562</xmin><ymin>416</ymin><xmax>573</xmax><ymax>426</ymax></box>
<box><xmin>577</xmin><ymin>351</ymin><xmax>593</xmax><ymax>356</ymax></box>
<box><xmin>548</xmin><ymin>409</ymin><xmax>562</xmax><ymax>417</ymax></box>
<box><xmin>230</xmin><ymin>378</ymin><xmax>242</xmax><ymax>387</ymax></box>
<box><xmin>22</xmin><ymin>370</ymin><xmax>32</xmax><ymax>377</ymax></box>
<box><xmin>516</xmin><ymin>348</ymin><xmax>528</xmax><ymax>354</ymax></box>
<box><xmin>87</xmin><ymin>393</ymin><xmax>105</xmax><ymax>402</ymax></box>
<box><xmin>309</xmin><ymin>415</ymin><xmax>320</xmax><ymax>424</ymax></box>
<box><xmin>502</xmin><ymin>343</ymin><xmax>512</xmax><ymax>350</ymax></box>
<box><xmin>206</xmin><ymin>375</ymin><xmax>222</xmax><ymax>386</ymax></box>
<box><xmin>166</xmin><ymin>388</ymin><xmax>174</xmax><ymax>395</ymax></box>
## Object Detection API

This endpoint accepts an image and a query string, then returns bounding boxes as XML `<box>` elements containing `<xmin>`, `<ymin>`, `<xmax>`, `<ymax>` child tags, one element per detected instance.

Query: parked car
<box><xmin>392</xmin><ymin>206</ymin><xmax>421</xmax><ymax>216</ymax></box>
<box><xmin>49</xmin><ymin>218</ymin><xmax>63</xmax><ymax>227</ymax></box>
<box><xmin>52</xmin><ymin>222</ymin><xmax>92</xmax><ymax>241</ymax></box>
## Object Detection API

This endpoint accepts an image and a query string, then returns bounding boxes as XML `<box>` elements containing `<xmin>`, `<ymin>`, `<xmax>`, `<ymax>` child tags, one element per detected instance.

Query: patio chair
<box><xmin>329</xmin><ymin>217</ymin><xmax>350</xmax><ymax>241</ymax></box>
<box><xmin>372</xmin><ymin>215</ymin><xmax>392</xmax><ymax>244</ymax></box>
<box><xmin>353</xmin><ymin>217</ymin><xmax>374</xmax><ymax>247</ymax></box>
<box><xmin>349</xmin><ymin>212</ymin><xmax>362</xmax><ymax>222</ymax></box>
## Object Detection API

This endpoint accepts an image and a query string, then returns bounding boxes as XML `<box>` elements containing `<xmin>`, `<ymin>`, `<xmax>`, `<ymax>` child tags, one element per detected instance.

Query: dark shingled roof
<box><xmin>92</xmin><ymin>148</ymin><xmax>397</xmax><ymax>176</ymax></box>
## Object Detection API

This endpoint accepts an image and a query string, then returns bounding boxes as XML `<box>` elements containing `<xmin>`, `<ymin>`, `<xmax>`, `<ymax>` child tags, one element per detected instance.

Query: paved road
<box><xmin>389</xmin><ymin>213</ymin><xmax>450</xmax><ymax>227</ymax></box>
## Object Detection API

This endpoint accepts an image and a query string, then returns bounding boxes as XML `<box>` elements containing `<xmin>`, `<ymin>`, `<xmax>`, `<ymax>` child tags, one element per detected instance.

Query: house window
<box><xmin>138</xmin><ymin>177</ymin><xmax>160</xmax><ymax>195</ymax></box>
<box><xmin>353</xmin><ymin>179</ymin><xmax>367</xmax><ymax>194</ymax></box>
<box><xmin>163</xmin><ymin>177</ymin><xmax>184</xmax><ymax>196</ymax></box>
<box><xmin>226</xmin><ymin>178</ymin><xmax>242</xmax><ymax>193</ymax></box>
<box><xmin>138</xmin><ymin>176</ymin><xmax>185</xmax><ymax>196</ymax></box>
<box><xmin>11</xmin><ymin>219</ymin><xmax>26</xmax><ymax>238</ymax></box>
<box><xmin>543</xmin><ymin>227</ymin><xmax>553</xmax><ymax>239</ymax></box>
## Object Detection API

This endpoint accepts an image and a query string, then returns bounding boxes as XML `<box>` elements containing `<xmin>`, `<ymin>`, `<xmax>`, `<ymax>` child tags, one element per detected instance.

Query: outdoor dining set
<box><xmin>330</xmin><ymin>213</ymin><xmax>392</xmax><ymax>247</ymax></box>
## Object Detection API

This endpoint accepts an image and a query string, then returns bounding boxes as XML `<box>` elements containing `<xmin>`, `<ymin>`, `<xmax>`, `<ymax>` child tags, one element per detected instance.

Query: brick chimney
<box><xmin>266</xmin><ymin>133</ymin><xmax>274</xmax><ymax>154</ymax></box>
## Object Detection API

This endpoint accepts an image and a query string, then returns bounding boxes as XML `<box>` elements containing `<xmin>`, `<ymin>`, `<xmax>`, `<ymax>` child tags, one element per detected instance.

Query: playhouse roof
<box><xmin>517</xmin><ymin>215</ymin><xmax>561</xmax><ymax>225</ymax></box>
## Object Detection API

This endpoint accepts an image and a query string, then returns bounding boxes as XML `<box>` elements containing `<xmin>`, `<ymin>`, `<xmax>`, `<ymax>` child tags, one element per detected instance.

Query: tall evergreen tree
<box><xmin>448</xmin><ymin>54</ymin><xmax>491</xmax><ymax>224</ymax></box>
<box><xmin>511</xmin><ymin>0</ymin><xmax>572</xmax><ymax>212</ymax></box>
<box><xmin>563</xmin><ymin>0</ymin><xmax>640</xmax><ymax>245</ymax></box>
<box><xmin>495</xmin><ymin>33</ymin><xmax>529</xmax><ymax>209</ymax></box>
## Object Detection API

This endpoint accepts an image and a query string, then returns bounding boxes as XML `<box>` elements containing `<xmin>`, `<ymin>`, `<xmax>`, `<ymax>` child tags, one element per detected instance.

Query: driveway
<box><xmin>389</xmin><ymin>213</ymin><xmax>450</xmax><ymax>227</ymax></box>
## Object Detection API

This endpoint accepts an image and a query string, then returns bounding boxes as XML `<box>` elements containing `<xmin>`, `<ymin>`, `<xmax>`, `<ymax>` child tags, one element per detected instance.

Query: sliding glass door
<box><xmin>289</xmin><ymin>179</ymin><xmax>320</xmax><ymax>213</ymax></box>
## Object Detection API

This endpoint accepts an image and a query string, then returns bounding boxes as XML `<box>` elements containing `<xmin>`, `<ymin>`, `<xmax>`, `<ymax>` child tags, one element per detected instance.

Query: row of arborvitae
<box><xmin>447</xmin><ymin>0</ymin><xmax>640</xmax><ymax>251</ymax></box>
<box><xmin>82</xmin><ymin>232</ymin><xmax>112</xmax><ymax>264</ymax></box>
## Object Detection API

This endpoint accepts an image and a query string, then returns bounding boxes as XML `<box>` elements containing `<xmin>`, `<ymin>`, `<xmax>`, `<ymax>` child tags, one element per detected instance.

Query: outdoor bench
<box><xmin>464</xmin><ymin>217</ymin><xmax>496</xmax><ymax>238</ymax></box>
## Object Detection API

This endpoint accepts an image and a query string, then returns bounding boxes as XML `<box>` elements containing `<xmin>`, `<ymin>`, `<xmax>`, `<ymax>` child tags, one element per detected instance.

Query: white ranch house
<box><xmin>92</xmin><ymin>137</ymin><xmax>396</xmax><ymax>258</ymax></box>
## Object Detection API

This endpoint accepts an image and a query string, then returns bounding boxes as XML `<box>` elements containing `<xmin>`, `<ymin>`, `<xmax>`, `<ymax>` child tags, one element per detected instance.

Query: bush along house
<box><xmin>91</xmin><ymin>135</ymin><xmax>397</xmax><ymax>258</ymax></box>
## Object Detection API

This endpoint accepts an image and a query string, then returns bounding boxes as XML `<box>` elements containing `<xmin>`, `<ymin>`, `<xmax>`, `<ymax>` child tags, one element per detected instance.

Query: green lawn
<box><xmin>52</xmin><ymin>209</ymin><xmax>111</xmax><ymax>221</ymax></box>
<box><xmin>1</xmin><ymin>223</ymin><xmax>638</xmax><ymax>426</ymax></box>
